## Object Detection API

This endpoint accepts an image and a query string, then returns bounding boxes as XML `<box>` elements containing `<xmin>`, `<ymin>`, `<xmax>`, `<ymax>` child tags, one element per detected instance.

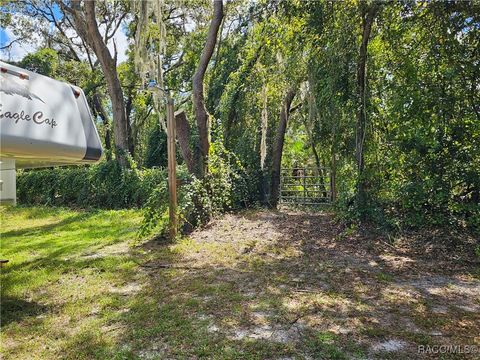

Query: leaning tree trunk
<box><xmin>355</xmin><ymin>4</ymin><xmax>378</xmax><ymax>212</ymax></box>
<box><xmin>192</xmin><ymin>0</ymin><xmax>223</xmax><ymax>176</ymax></box>
<box><xmin>92</xmin><ymin>92</ymin><xmax>112</xmax><ymax>160</ymax></box>
<box><xmin>270</xmin><ymin>88</ymin><xmax>296</xmax><ymax>208</ymax></box>
<box><xmin>175</xmin><ymin>110</ymin><xmax>195</xmax><ymax>174</ymax></box>
<box><xmin>67</xmin><ymin>0</ymin><xmax>129</xmax><ymax>166</ymax></box>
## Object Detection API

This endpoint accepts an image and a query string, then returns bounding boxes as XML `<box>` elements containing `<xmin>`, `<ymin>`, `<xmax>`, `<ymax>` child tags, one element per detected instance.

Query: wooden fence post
<box><xmin>167</xmin><ymin>97</ymin><xmax>178</xmax><ymax>239</ymax></box>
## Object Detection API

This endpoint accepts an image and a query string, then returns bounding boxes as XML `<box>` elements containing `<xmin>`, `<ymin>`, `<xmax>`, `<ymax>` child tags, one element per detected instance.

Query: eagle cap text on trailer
<box><xmin>0</xmin><ymin>61</ymin><xmax>103</xmax><ymax>205</ymax></box>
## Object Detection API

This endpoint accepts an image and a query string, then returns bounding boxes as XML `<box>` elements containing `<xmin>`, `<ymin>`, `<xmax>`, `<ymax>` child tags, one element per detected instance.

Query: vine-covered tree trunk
<box><xmin>66</xmin><ymin>0</ymin><xmax>129</xmax><ymax>166</ymax></box>
<box><xmin>270</xmin><ymin>88</ymin><xmax>296</xmax><ymax>208</ymax></box>
<box><xmin>192</xmin><ymin>0</ymin><xmax>223</xmax><ymax>176</ymax></box>
<box><xmin>355</xmin><ymin>4</ymin><xmax>378</xmax><ymax>211</ymax></box>
<box><xmin>225</xmin><ymin>43</ymin><xmax>264</xmax><ymax>137</ymax></box>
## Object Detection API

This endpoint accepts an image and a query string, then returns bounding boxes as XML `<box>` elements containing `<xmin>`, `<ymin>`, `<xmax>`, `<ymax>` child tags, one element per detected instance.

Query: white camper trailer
<box><xmin>0</xmin><ymin>61</ymin><xmax>103</xmax><ymax>204</ymax></box>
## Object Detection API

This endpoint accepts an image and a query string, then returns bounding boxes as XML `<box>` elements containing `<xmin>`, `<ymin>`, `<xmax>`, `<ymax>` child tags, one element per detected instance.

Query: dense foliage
<box><xmin>140</xmin><ymin>140</ymin><xmax>259</xmax><ymax>236</ymax></box>
<box><xmin>303</xmin><ymin>1</ymin><xmax>480</xmax><ymax>230</ymax></box>
<box><xmin>17</xmin><ymin>161</ymin><xmax>165</xmax><ymax>209</ymax></box>
<box><xmin>2</xmin><ymin>0</ymin><xmax>479</xmax><ymax>233</ymax></box>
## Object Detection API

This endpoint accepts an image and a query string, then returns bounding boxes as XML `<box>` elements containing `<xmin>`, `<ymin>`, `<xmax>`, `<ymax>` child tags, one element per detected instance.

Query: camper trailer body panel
<box><xmin>0</xmin><ymin>61</ymin><xmax>103</xmax><ymax>167</ymax></box>
<box><xmin>0</xmin><ymin>62</ymin><xmax>103</xmax><ymax>204</ymax></box>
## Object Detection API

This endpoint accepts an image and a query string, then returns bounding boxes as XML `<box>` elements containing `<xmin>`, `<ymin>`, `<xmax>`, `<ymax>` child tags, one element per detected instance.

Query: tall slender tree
<box><xmin>270</xmin><ymin>87</ymin><xmax>296</xmax><ymax>208</ymax></box>
<box><xmin>192</xmin><ymin>0</ymin><xmax>224</xmax><ymax>176</ymax></box>
<box><xmin>355</xmin><ymin>2</ymin><xmax>379</xmax><ymax>212</ymax></box>
<box><xmin>60</xmin><ymin>0</ymin><xmax>130</xmax><ymax>165</ymax></box>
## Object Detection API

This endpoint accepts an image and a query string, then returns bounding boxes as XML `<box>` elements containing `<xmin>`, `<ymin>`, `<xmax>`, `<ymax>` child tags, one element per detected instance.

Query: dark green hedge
<box><xmin>17</xmin><ymin>161</ymin><xmax>166</xmax><ymax>209</ymax></box>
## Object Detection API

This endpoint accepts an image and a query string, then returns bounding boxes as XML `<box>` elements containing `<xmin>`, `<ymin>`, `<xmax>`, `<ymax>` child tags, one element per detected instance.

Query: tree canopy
<box><xmin>1</xmin><ymin>0</ymin><xmax>479</xmax><ymax>230</ymax></box>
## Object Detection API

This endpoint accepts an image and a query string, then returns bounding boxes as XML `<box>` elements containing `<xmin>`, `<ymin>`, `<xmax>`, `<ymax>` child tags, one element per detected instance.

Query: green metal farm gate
<box><xmin>280</xmin><ymin>167</ymin><xmax>334</xmax><ymax>205</ymax></box>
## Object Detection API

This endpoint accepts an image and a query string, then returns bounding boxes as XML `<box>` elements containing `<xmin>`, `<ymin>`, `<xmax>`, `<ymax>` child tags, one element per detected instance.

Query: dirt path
<box><xmin>137</xmin><ymin>209</ymin><xmax>480</xmax><ymax>359</ymax></box>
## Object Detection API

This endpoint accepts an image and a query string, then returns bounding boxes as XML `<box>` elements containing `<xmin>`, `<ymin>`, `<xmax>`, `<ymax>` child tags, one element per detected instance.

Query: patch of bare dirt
<box><xmin>80</xmin><ymin>242</ymin><xmax>131</xmax><ymax>260</ymax></box>
<box><xmin>141</xmin><ymin>208</ymin><xmax>480</xmax><ymax>359</ymax></box>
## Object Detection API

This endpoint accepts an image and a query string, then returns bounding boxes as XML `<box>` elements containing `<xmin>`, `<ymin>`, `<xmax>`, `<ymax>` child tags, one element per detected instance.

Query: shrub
<box><xmin>139</xmin><ymin>140</ymin><xmax>257</xmax><ymax>237</ymax></box>
<box><xmin>17</xmin><ymin>141</ymin><xmax>259</xmax><ymax>238</ymax></box>
<box><xmin>17</xmin><ymin>161</ymin><xmax>167</xmax><ymax>209</ymax></box>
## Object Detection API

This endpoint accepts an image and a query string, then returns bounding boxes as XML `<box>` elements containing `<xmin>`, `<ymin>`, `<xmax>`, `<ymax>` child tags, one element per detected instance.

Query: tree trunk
<box><xmin>331</xmin><ymin>151</ymin><xmax>337</xmax><ymax>202</ymax></box>
<box><xmin>270</xmin><ymin>88</ymin><xmax>296</xmax><ymax>208</ymax></box>
<box><xmin>331</xmin><ymin>111</ymin><xmax>338</xmax><ymax>203</ymax></box>
<box><xmin>175</xmin><ymin>110</ymin><xmax>195</xmax><ymax>175</ymax></box>
<box><xmin>67</xmin><ymin>0</ymin><xmax>129</xmax><ymax>166</ymax></box>
<box><xmin>302</xmin><ymin>115</ymin><xmax>327</xmax><ymax>198</ymax></box>
<box><xmin>305</xmin><ymin>73</ymin><xmax>328</xmax><ymax>198</ymax></box>
<box><xmin>92</xmin><ymin>92</ymin><xmax>112</xmax><ymax>160</ymax></box>
<box><xmin>312</xmin><ymin>142</ymin><xmax>328</xmax><ymax>199</ymax></box>
<box><xmin>192</xmin><ymin>0</ymin><xmax>223</xmax><ymax>176</ymax></box>
<box><xmin>355</xmin><ymin>4</ymin><xmax>378</xmax><ymax>211</ymax></box>
<box><xmin>125</xmin><ymin>88</ymin><xmax>135</xmax><ymax>158</ymax></box>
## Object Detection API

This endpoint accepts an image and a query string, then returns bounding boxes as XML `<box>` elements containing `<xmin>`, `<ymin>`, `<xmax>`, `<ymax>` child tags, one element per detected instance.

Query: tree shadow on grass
<box><xmin>0</xmin><ymin>211</ymin><xmax>97</xmax><ymax>239</ymax></box>
<box><xmin>1</xmin><ymin>210</ymin><xmax>136</xmax><ymax>270</ymax></box>
<box><xmin>1</xmin><ymin>296</ymin><xmax>49</xmax><ymax>327</ymax></box>
<box><xmin>108</xmin><ymin>209</ymin><xmax>480</xmax><ymax>359</ymax></box>
<box><xmin>4</xmin><ymin>208</ymin><xmax>478</xmax><ymax>359</ymax></box>
<box><xmin>0</xmin><ymin>209</ymin><xmax>140</xmax><ymax>335</ymax></box>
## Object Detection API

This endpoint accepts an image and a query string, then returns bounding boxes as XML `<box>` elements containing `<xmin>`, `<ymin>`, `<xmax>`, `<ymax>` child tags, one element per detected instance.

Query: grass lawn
<box><xmin>0</xmin><ymin>206</ymin><xmax>146</xmax><ymax>359</ymax></box>
<box><xmin>1</xmin><ymin>206</ymin><xmax>479</xmax><ymax>359</ymax></box>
